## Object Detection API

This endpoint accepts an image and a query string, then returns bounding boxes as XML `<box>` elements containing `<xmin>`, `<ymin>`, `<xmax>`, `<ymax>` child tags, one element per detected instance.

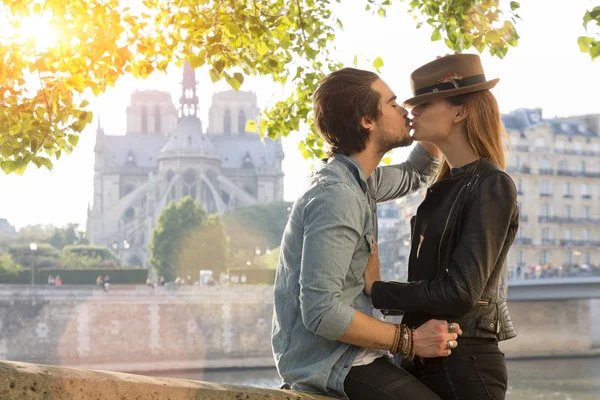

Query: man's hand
<box><xmin>413</xmin><ymin>319</ymin><xmax>463</xmax><ymax>358</ymax></box>
<box><xmin>363</xmin><ymin>241</ymin><xmax>380</xmax><ymax>296</ymax></box>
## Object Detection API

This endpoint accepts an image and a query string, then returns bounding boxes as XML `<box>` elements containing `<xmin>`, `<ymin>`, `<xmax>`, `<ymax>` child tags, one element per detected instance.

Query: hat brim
<box><xmin>402</xmin><ymin>78</ymin><xmax>500</xmax><ymax>107</ymax></box>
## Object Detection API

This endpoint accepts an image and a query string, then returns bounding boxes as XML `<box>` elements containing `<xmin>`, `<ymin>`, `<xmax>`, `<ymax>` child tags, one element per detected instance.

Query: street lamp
<box><xmin>29</xmin><ymin>242</ymin><xmax>38</xmax><ymax>287</ymax></box>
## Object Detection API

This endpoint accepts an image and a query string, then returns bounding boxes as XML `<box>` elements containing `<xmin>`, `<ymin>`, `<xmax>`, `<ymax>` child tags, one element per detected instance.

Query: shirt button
<box><xmin>344</xmin><ymin>365</ymin><xmax>349</xmax><ymax>368</ymax></box>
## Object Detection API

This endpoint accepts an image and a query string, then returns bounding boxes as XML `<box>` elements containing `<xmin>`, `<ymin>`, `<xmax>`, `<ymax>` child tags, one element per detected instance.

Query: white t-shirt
<box><xmin>352</xmin><ymin>347</ymin><xmax>387</xmax><ymax>366</ymax></box>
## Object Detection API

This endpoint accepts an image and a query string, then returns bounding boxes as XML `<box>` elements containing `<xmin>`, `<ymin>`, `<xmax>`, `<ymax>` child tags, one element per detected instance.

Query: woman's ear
<box><xmin>454</xmin><ymin>106</ymin><xmax>467</xmax><ymax>124</ymax></box>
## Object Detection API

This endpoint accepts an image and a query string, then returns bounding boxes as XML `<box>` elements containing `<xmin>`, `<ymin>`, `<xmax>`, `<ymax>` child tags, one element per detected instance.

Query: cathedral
<box><xmin>86</xmin><ymin>62</ymin><xmax>285</xmax><ymax>268</ymax></box>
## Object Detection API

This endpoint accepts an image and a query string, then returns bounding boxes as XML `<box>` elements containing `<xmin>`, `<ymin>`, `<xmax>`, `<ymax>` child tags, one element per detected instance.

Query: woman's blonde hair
<box><xmin>434</xmin><ymin>89</ymin><xmax>508</xmax><ymax>183</ymax></box>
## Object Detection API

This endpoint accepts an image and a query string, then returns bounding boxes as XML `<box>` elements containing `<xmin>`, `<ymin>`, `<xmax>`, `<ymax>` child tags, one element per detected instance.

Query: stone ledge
<box><xmin>0</xmin><ymin>361</ymin><xmax>334</xmax><ymax>400</ymax></box>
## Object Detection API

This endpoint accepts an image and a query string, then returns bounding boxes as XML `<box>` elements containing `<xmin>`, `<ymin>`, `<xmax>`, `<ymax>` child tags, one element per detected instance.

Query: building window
<box><xmin>540</xmin><ymin>180</ymin><xmax>551</xmax><ymax>195</ymax></box>
<box><xmin>583</xmin><ymin>229</ymin><xmax>591</xmax><ymax>241</ymax></box>
<box><xmin>564</xmin><ymin>205</ymin><xmax>572</xmax><ymax>219</ymax></box>
<box><xmin>563</xmin><ymin>182</ymin><xmax>571</xmax><ymax>196</ymax></box>
<box><xmin>124</xmin><ymin>207</ymin><xmax>135</xmax><ymax>222</ymax></box>
<box><xmin>541</xmin><ymin>204</ymin><xmax>552</xmax><ymax>217</ymax></box>
<box><xmin>581</xmin><ymin>183</ymin><xmax>591</xmax><ymax>198</ymax></box>
<box><xmin>224</xmin><ymin>109</ymin><xmax>231</xmax><ymax>133</ymax></box>
<box><xmin>238</xmin><ymin>110</ymin><xmax>246</xmax><ymax>133</ymax></box>
<box><xmin>556</xmin><ymin>140</ymin><xmax>565</xmax><ymax>151</ymax></box>
<box><xmin>517</xmin><ymin>180</ymin><xmax>524</xmax><ymax>194</ymax></box>
<box><xmin>565</xmin><ymin>251</ymin><xmax>572</xmax><ymax>264</ymax></box>
<box><xmin>542</xmin><ymin>228</ymin><xmax>552</xmax><ymax>240</ymax></box>
<box><xmin>585</xmin><ymin>252</ymin><xmax>591</xmax><ymax>264</ymax></box>
<box><xmin>540</xmin><ymin>159</ymin><xmax>551</xmax><ymax>170</ymax></box>
<box><xmin>154</xmin><ymin>105</ymin><xmax>161</xmax><ymax>133</ymax></box>
<box><xmin>583</xmin><ymin>206</ymin><xmax>591</xmax><ymax>219</ymax></box>
<box><xmin>539</xmin><ymin>251</ymin><xmax>548</xmax><ymax>265</ymax></box>
<box><xmin>574</xmin><ymin>142</ymin><xmax>583</xmax><ymax>153</ymax></box>
<box><xmin>579</xmin><ymin>161</ymin><xmax>586</xmax><ymax>173</ymax></box>
<box><xmin>517</xmin><ymin>251</ymin><xmax>525</xmax><ymax>265</ymax></box>
<box><xmin>141</xmin><ymin>105</ymin><xmax>148</xmax><ymax>133</ymax></box>
<box><xmin>563</xmin><ymin>228</ymin><xmax>572</xmax><ymax>240</ymax></box>
<box><xmin>559</xmin><ymin>160</ymin><xmax>568</xmax><ymax>171</ymax></box>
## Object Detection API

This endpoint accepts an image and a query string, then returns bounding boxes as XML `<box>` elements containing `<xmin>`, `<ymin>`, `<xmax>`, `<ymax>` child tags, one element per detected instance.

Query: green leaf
<box><xmin>33</xmin><ymin>156</ymin><xmax>53</xmax><ymax>171</ymax></box>
<box><xmin>226</xmin><ymin>22</ymin><xmax>242</xmax><ymax>35</ymax></box>
<box><xmin>591</xmin><ymin>44</ymin><xmax>600</xmax><ymax>60</ymax></box>
<box><xmin>245</xmin><ymin>120</ymin><xmax>258</xmax><ymax>132</ymax></box>
<box><xmin>336</xmin><ymin>18</ymin><xmax>344</xmax><ymax>30</ymax></box>
<box><xmin>372</xmin><ymin>57</ymin><xmax>384</xmax><ymax>69</ymax></box>
<box><xmin>510</xmin><ymin>2</ymin><xmax>520</xmax><ymax>11</ymax></box>
<box><xmin>353</xmin><ymin>54</ymin><xmax>358</xmax><ymax>67</ymax></box>
<box><xmin>431</xmin><ymin>29</ymin><xmax>442</xmax><ymax>41</ymax></box>
<box><xmin>68</xmin><ymin>134</ymin><xmax>79</xmax><ymax>147</ymax></box>
<box><xmin>188</xmin><ymin>53</ymin><xmax>205</xmax><ymax>68</ymax></box>
<box><xmin>578</xmin><ymin>36</ymin><xmax>593</xmax><ymax>53</ymax></box>
<box><xmin>213</xmin><ymin>59</ymin><xmax>226</xmax><ymax>73</ymax></box>
<box><xmin>209</xmin><ymin>68</ymin><xmax>220</xmax><ymax>83</ymax></box>
<box><xmin>382</xmin><ymin>157</ymin><xmax>392</xmax><ymax>165</ymax></box>
<box><xmin>378</xmin><ymin>8</ymin><xmax>386</xmax><ymax>18</ymax></box>
<box><xmin>79</xmin><ymin>99</ymin><xmax>90</xmax><ymax>108</ymax></box>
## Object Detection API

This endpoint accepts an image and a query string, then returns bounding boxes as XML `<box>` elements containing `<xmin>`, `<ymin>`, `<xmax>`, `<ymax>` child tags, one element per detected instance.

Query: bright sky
<box><xmin>1</xmin><ymin>0</ymin><xmax>598</xmax><ymax>230</ymax></box>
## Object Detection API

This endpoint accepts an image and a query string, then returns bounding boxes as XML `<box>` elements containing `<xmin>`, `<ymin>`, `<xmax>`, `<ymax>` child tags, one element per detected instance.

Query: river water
<box><xmin>147</xmin><ymin>357</ymin><xmax>600</xmax><ymax>400</ymax></box>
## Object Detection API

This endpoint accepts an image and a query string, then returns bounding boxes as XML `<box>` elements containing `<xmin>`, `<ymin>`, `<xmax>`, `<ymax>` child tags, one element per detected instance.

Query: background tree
<box><xmin>177</xmin><ymin>214</ymin><xmax>229</xmax><ymax>280</ymax></box>
<box><xmin>2</xmin><ymin>0</ymin><xmax>596</xmax><ymax>175</ymax></box>
<box><xmin>222</xmin><ymin>201</ymin><xmax>291</xmax><ymax>268</ymax></box>
<box><xmin>47</xmin><ymin>223</ymin><xmax>88</xmax><ymax>249</ymax></box>
<box><xmin>149</xmin><ymin>196</ymin><xmax>228</xmax><ymax>282</ymax></box>
<box><xmin>0</xmin><ymin>251</ymin><xmax>21</xmax><ymax>275</ymax></box>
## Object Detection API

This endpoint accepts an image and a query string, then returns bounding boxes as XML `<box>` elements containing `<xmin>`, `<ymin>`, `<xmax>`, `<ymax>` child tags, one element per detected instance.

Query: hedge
<box><xmin>0</xmin><ymin>268</ymin><xmax>148</xmax><ymax>285</ymax></box>
<box><xmin>227</xmin><ymin>268</ymin><xmax>276</xmax><ymax>285</ymax></box>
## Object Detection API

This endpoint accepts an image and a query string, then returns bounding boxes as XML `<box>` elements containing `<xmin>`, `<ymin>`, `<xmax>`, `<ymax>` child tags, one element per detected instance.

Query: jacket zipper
<box><xmin>437</xmin><ymin>184</ymin><xmax>467</xmax><ymax>271</ymax></box>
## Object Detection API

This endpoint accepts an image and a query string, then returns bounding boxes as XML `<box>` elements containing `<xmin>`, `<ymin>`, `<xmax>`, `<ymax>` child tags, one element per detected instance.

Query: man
<box><xmin>272</xmin><ymin>68</ymin><xmax>462</xmax><ymax>400</ymax></box>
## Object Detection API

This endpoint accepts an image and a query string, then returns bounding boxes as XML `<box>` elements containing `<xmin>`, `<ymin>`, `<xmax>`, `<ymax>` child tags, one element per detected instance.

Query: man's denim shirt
<box><xmin>271</xmin><ymin>144</ymin><xmax>440</xmax><ymax>399</ymax></box>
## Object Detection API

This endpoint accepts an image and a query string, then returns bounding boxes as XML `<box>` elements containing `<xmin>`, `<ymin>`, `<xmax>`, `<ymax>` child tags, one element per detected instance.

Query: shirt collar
<box><xmin>330</xmin><ymin>153</ymin><xmax>368</xmax><ymax>194</ymax></box>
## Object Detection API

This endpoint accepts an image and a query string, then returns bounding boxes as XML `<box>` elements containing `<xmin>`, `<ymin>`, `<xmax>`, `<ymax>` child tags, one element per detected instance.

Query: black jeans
<box><xmin>344</xmin><ymin>356</ymin><xmax>442</xmax><ymax>400</ymax></box>
<box><xmin>411</xmin><ymin>338</ymin><xmax>508</xmax><ymax>400</ymax></box>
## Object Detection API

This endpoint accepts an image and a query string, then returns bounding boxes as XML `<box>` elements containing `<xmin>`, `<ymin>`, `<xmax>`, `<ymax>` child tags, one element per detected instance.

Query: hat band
<box><xmin>414</xmin><ymin>74</ymin><xmax>487</xmax><ymax>96</ymax></box>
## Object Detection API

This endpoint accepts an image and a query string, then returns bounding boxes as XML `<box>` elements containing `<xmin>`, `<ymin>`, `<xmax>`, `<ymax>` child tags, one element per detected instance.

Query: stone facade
<box><xmin>503</xmin><ymin>109</ymin><xmax>600</xmax><ymax>271</ymax></box>
<box><xmin>86</xmin><ymin>63</ymin><xmax>284</xmax><ymax>268</ymax></box>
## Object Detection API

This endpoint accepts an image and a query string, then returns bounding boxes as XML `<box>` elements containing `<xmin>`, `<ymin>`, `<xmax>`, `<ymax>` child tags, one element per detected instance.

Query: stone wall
<box><xmin>0</xmin><ymin>285</ymin><xmax>598</xmax><ymax>373</ymax></box>
<box><xmin>0</xmin><ymin>361</ymin><xmax>333</xmax><ymax>400</ymax></box>
<box><xmin>0</xmin><ymin>285</ymin><xmax>274</xmax><ymax>372</ymax></box>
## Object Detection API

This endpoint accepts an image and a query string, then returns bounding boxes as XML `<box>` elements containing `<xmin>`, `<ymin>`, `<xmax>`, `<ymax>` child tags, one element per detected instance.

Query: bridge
<box><xmin>508</xmin><ymin>277</ymin><xmax>600</xmax><ymax>300</ymax></box>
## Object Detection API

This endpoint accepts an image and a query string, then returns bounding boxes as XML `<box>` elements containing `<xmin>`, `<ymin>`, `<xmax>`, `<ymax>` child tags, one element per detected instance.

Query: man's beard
<box><xmin>377</xmin><ymin>131</ymin><xmax>413</xmax><ymax>154</ymax></box>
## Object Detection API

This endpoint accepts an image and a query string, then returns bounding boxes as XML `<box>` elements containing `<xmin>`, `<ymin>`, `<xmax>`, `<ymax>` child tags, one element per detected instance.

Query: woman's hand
<box><xmin>363</xmin><ymin>241</ymin><xmax>380</xmax><ymax>296</ymax></box>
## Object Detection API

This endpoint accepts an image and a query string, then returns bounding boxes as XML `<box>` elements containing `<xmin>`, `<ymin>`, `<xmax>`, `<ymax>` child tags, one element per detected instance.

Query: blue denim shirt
<box><xmin>272</xmin><ymin>144</ymin><xmax>440</xmax><ymax>399</ymax></box>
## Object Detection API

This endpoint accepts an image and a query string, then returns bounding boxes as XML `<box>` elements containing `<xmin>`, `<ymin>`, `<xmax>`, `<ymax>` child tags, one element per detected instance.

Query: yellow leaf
<box><xmin>245</xmin><ymin>120</ymin><xmax>258</xmax><ymax>132</ymax></box>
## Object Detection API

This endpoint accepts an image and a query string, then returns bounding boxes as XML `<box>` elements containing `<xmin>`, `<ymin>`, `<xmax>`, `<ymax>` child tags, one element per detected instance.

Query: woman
<box><xmin>364</xmin><ymin>54</ymin><xmax>519</xmax><ymax>400</ymax></box>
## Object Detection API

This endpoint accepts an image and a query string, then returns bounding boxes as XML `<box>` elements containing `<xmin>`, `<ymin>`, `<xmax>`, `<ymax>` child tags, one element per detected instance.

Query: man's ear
<box><xmin>454</xmin><ymin>106</ymin><xmax>467</xmax><ymax>124</ymax></box>
<box><xmin>361</xmin><ymin>116</ymin><xmax>374</xmax><ymax>132</ymax></box>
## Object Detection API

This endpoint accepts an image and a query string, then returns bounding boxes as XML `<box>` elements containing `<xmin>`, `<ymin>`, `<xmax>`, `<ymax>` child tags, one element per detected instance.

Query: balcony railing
<box><xmin>507</xmin><ymin>165</ymin><xmax>531</xmax><ymax>174</ymax></box>
<box><xmin>513</xmin><ymin>238</ymin><xmax>533</xmax><ymax>245</ymax></box>
<box><xmin>513</xmin><ymin>145</ymin><xmax>529</xmax><ymax>152</ymax></box>
<box><xmin>538</xmin><ymin>216</ymin><xmax>600</xmax><ymax>224</ymax></box>
<box><xmin>519</xmin><ymin>215</ymin><xmax>528</xmax><ymax>222</ymax></box>
<box><xmin>541</xmin><ymin>239</ymin><xmax>556</xmax><ymax>245</ymax></box>
<box><xmin>559</xmin><ymin>240</ymin><xmax>600</xmax><ymax>247</ymax></box>
<box><xmin>539</xmin><ymin>169</ymin><xmax>554</xmax><ymax>175</ymax></box>
<box><xmin>540</xmin><ymin>193</ymin><xmax>553</xmax><ymax>197</ymax></box>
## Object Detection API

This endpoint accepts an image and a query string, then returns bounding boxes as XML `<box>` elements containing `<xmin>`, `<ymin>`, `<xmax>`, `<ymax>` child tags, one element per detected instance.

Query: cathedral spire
<box><xmin>179</xmin><ymin>60</ymin><xmax>200</xmax><ymax>121</ymax></box>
